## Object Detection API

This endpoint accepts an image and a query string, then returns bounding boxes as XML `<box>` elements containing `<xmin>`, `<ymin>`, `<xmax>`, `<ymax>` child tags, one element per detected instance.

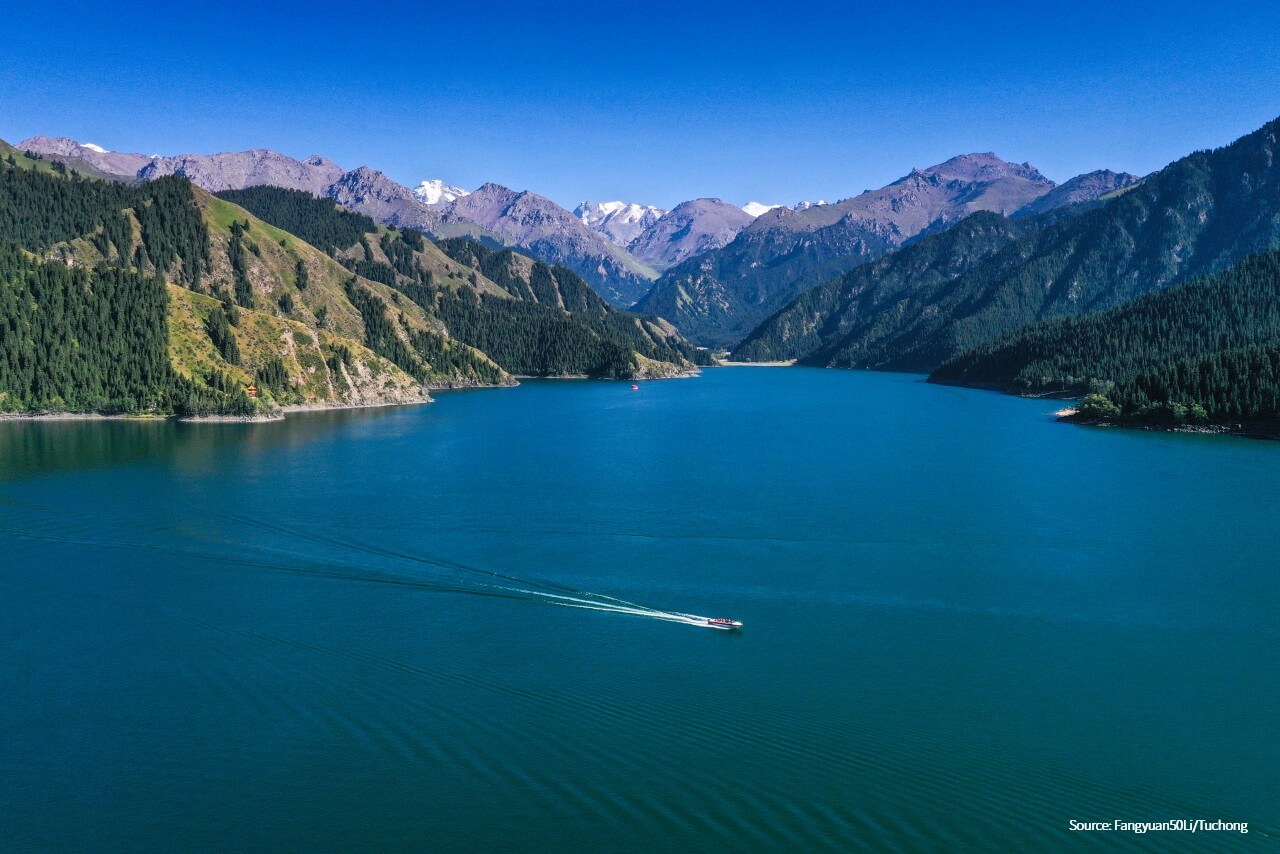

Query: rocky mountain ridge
<box><xmin>17</xmin><ymin>137</ymin><xmax>656</xmax><ymax>307</ymax></box>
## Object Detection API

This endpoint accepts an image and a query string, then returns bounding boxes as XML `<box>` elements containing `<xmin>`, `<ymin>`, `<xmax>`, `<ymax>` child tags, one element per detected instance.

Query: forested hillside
<box><xmin>929</xmin><ymin>250</ymin><xmax>1280</xmax><ymax>430</ymax></box>
<box><xmin>1069</xmin><ymin>344</ymin><xmax>1280</xmax><ymax>431</ymax></box>
<box><xmin>739</xmin><ymin>115</ymin><xmax>1280</xmax><ymax>373</ymax></box>
<box><xmin>734</xmin><ymin>212</ymin><xmax>1030</xmax><ymax>363</ymax></box>
<box><xmin>0</xmin><ymin>145</ymin><xmax>506</xmax><ymax>416</ymax></box>
<box><xmin>1</xmin><ymin>153</ymin><xmax>209</xmax><ymax>284</ymax></box>
<box><xmin>0</xmin><ymin>243</ymin><xmax>248</xmax><ymax>415</ymax></box>
<box><xmin>217</xmin><ymin>186</ymin><xmax>377</xmax><ymax>254</ymax></box>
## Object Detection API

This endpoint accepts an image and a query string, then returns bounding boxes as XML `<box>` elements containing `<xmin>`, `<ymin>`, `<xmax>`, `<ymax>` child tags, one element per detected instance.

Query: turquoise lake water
<box><xmin>2</xmin><ymin>367</ymin><xmax>1278</xmax><ymax>851</ymax></box>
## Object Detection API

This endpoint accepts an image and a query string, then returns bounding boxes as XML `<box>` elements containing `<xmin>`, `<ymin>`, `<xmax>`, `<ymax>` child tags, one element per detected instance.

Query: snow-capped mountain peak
<box><xmin>414</xmin><ymin>179</ymin><xmax>470</xmax><ymax>206</ymax></box>
<box><xmin>575</xmin><ymin>200</ymin><xmax>668</xmax><ymax>247</ymax></box>
<box><xmin>82</xmin><ymin>143</ymin><xmax>108</xmax><ymax>154</ymax></box>
<box><xmin>792</xmin><ymin>200</ymin><xmax>829</xmax><ymax>211</ymax></box>
<box><xmin>742</xmin><ymin>201</ymin><xmax>783</xmax><ymax>217</ymax></box>
<box><xmin>577</xmin><ymin>200</ymin><xmax>667</xmax><ymax>227</ymax></box>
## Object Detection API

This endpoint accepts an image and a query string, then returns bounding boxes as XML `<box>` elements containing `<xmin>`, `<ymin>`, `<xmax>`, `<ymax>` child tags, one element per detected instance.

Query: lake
<box><xmin>2</xmin><ymin>367</ymin><xmax>1277</xmax><ymax>851</ymax></box>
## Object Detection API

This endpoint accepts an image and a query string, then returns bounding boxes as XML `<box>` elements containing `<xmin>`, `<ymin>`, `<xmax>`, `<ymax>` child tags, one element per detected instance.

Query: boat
<box><xmin>705</xmin><ymin>618</ymin><xmax>743</xmax><ymax>631</ymax></box>
<box><xmin>630</xmin><ymin>384</ymin><xmax>639</xmax><ymax>390</ymax></box>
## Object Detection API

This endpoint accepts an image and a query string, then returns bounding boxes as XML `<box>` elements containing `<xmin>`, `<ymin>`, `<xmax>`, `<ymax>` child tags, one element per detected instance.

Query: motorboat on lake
<box><xmin>705</xmin><ymin>618</ymin><xmax>743</xmax><ymax>630</ymax></box>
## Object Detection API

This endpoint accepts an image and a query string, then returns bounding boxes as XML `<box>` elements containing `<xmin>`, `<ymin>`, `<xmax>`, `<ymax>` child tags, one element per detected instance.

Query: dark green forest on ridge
<box><xmin>930</xmin><ymin>249</ymin><xmax>1280</xmax><ymax>428</ymax></box>
<box><xmin>215</xmin><ymin>186</ymin><xmax>376</xmax><ymax>255</ymax></box>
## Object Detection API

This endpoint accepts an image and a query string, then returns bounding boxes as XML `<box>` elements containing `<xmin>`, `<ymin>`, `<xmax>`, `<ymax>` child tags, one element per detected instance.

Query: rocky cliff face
<box><xmin>326</xmin><ymin>166</ymin><xmax>443</xmax><ymax>231</ymax></box>
<box><xmin>626</xmin><ymin>198</ymin><xmax>754</xmax><ymax>271</ymax></box>
<box><xmin>138</xmin><ymin>150</ymin><xmax>344</xmax><ymax>195</ymax></box>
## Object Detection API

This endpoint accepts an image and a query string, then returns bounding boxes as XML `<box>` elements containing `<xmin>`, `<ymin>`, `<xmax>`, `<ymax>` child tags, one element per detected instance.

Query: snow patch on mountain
<box><xmin>742</xmin><ymin>202</ymin><xmax>782</xmax><ymax>217</ymax></box>
<box><xmin>414</xmin><ymin>179</ymin><xmax>470</xmax><ymax>206</ymax></box>
<box><xmin>82</xmin><ymin>143</ymin><xmax>107</xmax><ymax>153</ymax></box>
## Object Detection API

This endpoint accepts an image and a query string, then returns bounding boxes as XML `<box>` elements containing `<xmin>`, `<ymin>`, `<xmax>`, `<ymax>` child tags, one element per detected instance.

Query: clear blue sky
<box><xmin>4</xmin><ymin>0</ymin><xmax>1280</xmax><ymax>209</ymax></box>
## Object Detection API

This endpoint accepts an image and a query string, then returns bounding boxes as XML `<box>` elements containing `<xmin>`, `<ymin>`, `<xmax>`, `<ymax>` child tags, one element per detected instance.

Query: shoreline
<box><xmin>0</xmin><ymin>369</ymin><xmax>697</xmax><ymax>424</ymax></box>
<box><xmin>717</xmin><ymin>360</ymin><xmax>797</xmax><ymax>367</ymax></box>
<box><xmin>931</xmin><ymin>376</ymin><xmax>1280</xmax><ymax>441</ymax></box>
<box><xmin>1058</xmin><ymin>413</ymin><xmax>1280</xmax><ymax>440</ymax></box>
<box><xmin>511</xmin><ymin>368</ymin><xmax>702</xmax><ymax>380</ymax></box>
<box><xmin>0</xmin><ymin>395</ymin><xmax>438</xmax><ymax>425</ymax></box>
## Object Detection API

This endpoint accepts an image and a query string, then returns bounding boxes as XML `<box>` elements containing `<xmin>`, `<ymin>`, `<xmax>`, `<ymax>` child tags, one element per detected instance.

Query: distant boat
<box><xmin>630</xmin><ymin>384</ymin><xmax>639</xmax><ymax>390</ymax></box>
<box><xmin>705</xmin><ymin>618</ymin><xmax>743</xmax><ymax>631</ymax></box>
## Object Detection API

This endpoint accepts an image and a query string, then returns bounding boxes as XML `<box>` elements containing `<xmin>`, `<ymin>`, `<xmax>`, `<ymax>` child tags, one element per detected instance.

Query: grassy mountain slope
<box><xmin>198</xmin><ymin>191</ymin><xmax>507</xmax><ymax>390</ymax></box>
<box><xmin>218</xmin><ymin>186</ymin><xmax>701</xmax><ymax>378</ymax></box>
<box><xmin>166</xmin><ymin>285</ymin><xmax>425</xmax><ymax>409</ymax></box>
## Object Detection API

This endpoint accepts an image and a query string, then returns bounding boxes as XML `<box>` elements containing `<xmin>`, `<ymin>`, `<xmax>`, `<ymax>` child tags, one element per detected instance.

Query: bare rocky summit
<box><xmin>327</xmin><ymin>166</ymin><xmax>442</xmax><ymax>230</ymax></box>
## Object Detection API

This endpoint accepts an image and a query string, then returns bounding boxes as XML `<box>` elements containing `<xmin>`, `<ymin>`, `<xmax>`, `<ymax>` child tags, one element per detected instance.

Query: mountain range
<box><xmin>23</xmin><ymin>136</ymin><xmax>1132</xmax><ymax>331</ymax></box>
<box><xmin>636</xmin><ymin>154</ymin><xmax>1141</xmax><ymax>346</ymax></box>
<box><xmin>18</xmin><ymin>136</ymin><xmax>659</xmax><ymax>307</ymax></box>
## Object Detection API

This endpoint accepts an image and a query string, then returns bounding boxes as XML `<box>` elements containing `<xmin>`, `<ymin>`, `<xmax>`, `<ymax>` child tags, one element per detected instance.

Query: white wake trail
<box><xmin>482</xmin><ymin>583</ymin><xmax>716</xmax><ymax>627</ymax></box>
<box><xmin>547</xmin><ymin>601</ymin><xmax>716</xmax><ymax>627</ymax></box>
